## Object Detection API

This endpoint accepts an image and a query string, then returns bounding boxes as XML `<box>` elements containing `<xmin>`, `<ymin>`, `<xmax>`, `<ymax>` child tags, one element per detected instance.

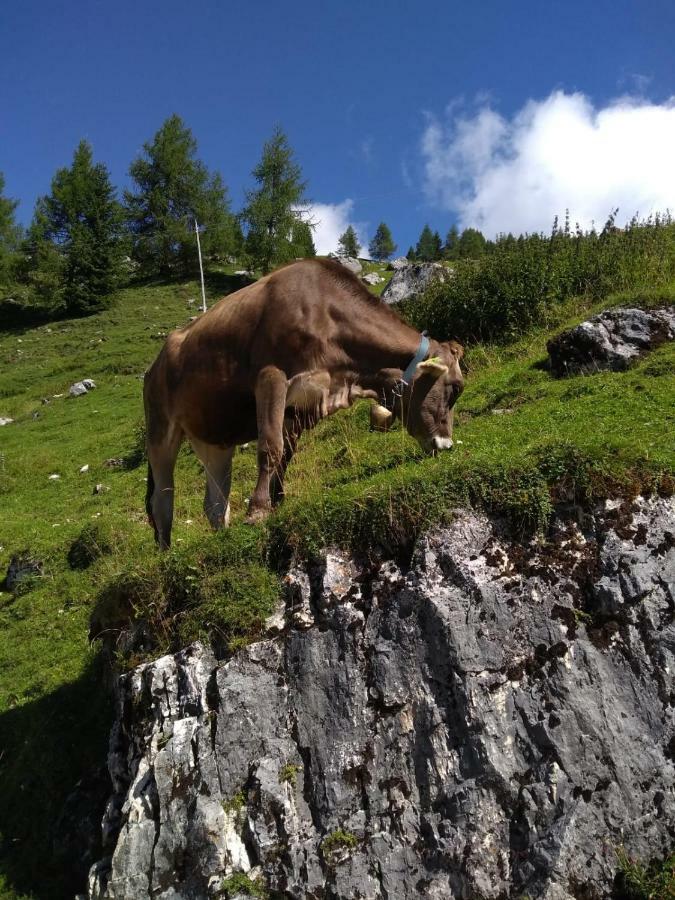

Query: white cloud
<box><xmin>421</xmin><ymin>91</ymin><xmax>675</xmax><ymax>236</ymax></box>
<box><xmin>301</xmin><ymin>200</ymin><xmax>369</xmax><ymax>257</ymax></box>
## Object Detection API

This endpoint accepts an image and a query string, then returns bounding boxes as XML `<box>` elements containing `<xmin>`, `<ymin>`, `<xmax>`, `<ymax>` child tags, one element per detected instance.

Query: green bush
<box><xmin>404</xmin><ymin>214</ymin><xmax>675</xmax><ymax>344</ymax></box>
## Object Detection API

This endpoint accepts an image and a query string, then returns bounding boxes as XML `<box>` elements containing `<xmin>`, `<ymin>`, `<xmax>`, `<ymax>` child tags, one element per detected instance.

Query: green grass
<box><xmin>279</xmin><ymin>763</ymin><xmax>302</xmax><ymax>786</ymax></box>
<box><xmin>321</xmin><ymin>828</ymin><xmax>359</xmax><ymax>862</ymax></box>
<box><xmin>616</xmin><ymin>846</ymin><xmax>675</xmax><ymax>899</ymax></box>
<box><xmin>358</xmin><ymin>259</ymin><xmax>392</xmax><ymax>296</ymax></box>
<box><xmin>218</xmin><ymin>873</ymin><xmax>269</xmax><ymax>899</ymax></box>
<box><xmin>0</xmin><ymin>268</ymin><xmax>673</xmax><ymax>899</ymax></box>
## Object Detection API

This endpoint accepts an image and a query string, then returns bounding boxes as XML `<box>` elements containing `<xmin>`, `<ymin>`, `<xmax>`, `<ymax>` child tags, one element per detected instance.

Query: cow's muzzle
<box><xmin>419</xmin><ymin>435</ymin><xmax>454</xmax><ymax>454</ymax></box>
<box><xmin>432</xmin><ymin>435</ymin><xmax>454</xmax><ymax>452</ymax></box>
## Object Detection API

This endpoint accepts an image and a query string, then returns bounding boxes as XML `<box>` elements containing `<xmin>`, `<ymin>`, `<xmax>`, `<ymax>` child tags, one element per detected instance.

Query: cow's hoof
<box><xmin>245</xmin><ymin>506</ymin><xmax>271</xmax><ymax>525</ymax></box>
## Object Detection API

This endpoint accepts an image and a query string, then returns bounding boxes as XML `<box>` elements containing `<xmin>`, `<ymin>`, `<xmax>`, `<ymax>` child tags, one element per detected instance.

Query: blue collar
<box><xmin>400</xmin><ymin>333</ymin><xmax>430</xmax><ymax>385</ymax></box>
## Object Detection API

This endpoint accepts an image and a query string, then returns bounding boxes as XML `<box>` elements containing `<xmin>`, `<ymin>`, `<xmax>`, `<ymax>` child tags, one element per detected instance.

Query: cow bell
<box><xmin>370</xmin><ymin>403</ymin><xmax>393</xmax><ymax>432</ymax></box>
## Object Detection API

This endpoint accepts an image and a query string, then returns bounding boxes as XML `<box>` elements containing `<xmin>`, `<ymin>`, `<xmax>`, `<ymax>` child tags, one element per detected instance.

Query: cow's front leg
<box><xmin>248</xmin><ymin>366</ymin><xmax>287</xmax><ymax>523</ymax></box>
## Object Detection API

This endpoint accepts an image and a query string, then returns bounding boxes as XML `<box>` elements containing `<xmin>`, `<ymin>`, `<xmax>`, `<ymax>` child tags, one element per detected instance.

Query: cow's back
<box><xmin>154</xmin><ymin>262</ymin><xmax>344</xmax><ymax>446</ymax></box>
<box><xmin>148</xmin><ymin>259</ymin><xmax>391</xmax><ymax>446</ymax></box>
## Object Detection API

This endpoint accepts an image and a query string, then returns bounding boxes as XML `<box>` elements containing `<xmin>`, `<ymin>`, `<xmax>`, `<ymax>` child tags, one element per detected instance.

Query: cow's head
<box><xmin>371</xmin><ymin>340</ymin><xmax>464</xmax><ymax>452</ymax></box>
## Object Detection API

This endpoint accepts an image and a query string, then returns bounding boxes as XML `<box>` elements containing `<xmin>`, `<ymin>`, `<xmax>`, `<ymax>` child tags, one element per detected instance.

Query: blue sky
<box><xmin>1</xmin><ymin>0</ymin><xmax>673</xmax><ymax>254</ymax></box>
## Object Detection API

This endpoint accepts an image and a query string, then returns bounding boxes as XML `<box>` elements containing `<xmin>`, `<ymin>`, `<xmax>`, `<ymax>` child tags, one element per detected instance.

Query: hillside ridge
<box><xmin>0</xmin><ymin>271</ymin><xmax>674</xmax><ymax>898</ymax></box>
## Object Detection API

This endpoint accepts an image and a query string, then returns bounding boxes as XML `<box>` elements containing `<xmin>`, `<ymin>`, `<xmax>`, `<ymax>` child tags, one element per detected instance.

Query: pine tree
<box><xmin>196</xmin><ymin>171</ymin><xmax>239</xmax><ymax>264</ymax></box>
<box><xmin>0</xmin><ymin>172</ymin><xmax>21</xmax><ymax>290</ymax></box>
<box><xmin>22</xmin><ymin>213</ymin><xmax>65</xmax><ymax>312</ymax></box>
<box><xmin>368</xmin><ymin>222</ymin><xmax>397</xmax><ymax>261</ymax></box>
<box><xmin>443</xmin><ymin>225</ymin><xmax>459</xmax><ymax>260</ymax></box>
<box><xmin>406</xmin><ymin>246</ymin><xmax>417</xmax><ymax>261</ymax></box>
<box><xmin>241</xmin><ymin>127</ymin><xmax>310</xmax><ymax>273</ymax></box>
<box><xmin>337</xmin><ymin>225</ymin><xmax>361</xmax><ymax>258</ymax></box>
<box><xmin>230</xmin><ymin>219</ymin><xmax>246</xmax><ymax>261</ymax></box>
<box><xmin>458</xmin><ymin>227</ymin><xmax>487</xmax><ymax>258</ymax></box>
<box><xmin>26</xmin><ymin>141</ymin><xmax>126</xmax><ymax>314</ymax></box>
<box><xmin>416</xmin><ymin>224</ymin><xmax>438</xmax><ymax>261</ymax></box>
<box><xmin>291</xmin><ymin>218</ymin><xmax>316</xmax><ymax>258</ymax></box>
<box><xmin>125</xmin><ymin>114</ymin><xmax>236</xmax><ymax>276</ymax></box>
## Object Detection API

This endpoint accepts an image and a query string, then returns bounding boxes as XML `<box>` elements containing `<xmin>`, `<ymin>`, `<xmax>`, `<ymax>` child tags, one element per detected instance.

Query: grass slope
<box><xmin>0</xmin><ymin>268</ymin><xmax>673</xmax><ymax>898</ymax></box>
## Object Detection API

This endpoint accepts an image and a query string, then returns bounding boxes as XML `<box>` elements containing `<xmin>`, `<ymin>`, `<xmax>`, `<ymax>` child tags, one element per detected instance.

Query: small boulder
<box><xmin>334</xmin><ymin>256</ymin><xmax>363</xmax><ymax>276</ymax></box>
<box><xmin>79</xmin><ymin>464</ymin><xmax>89</xmax><ymax>473</ymax></box>
<box><xmin>0</xmin><ymin>417</ymin><xmax>13</xmax><ymax>426</ymax></box>
<box><xmin>362</xmin><ymin>272</ymin><xmax>383</xmax><ymax>285</ymax></box>
<box><xmin>93</xmin><ymin>483</ymin><xmax>108</xmax><ymax>495</ymax></box>
<box><xmin>381</xmin><ymin>262</ymin><xmax>447</xmax><ymax>304</ymax></box>
<box><xmin>3</xmin><ymin>553</ymin><xmax>43</xmax><ymax>592</ymax></box>
<box><xmin>388</xmin><ymin>256</ymin><xmax>410</xmax><ymax>270</ymax></box>
<box><xmin>69</xmin><ymin>379</ymin><xmax>96</xmax><ymax>397</ymax></box>
<box><xmin>48</xmin><ymin>473</ymin><xmax>61</xmax><ymax>480</ymax></box>
<box><xmin>547</xmin><ymin>306</ymin><xmax>675</xmax><ymax>376</ymax></box>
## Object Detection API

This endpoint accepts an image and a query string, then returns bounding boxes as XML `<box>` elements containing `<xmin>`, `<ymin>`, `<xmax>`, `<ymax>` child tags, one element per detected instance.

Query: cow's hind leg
<box><xmin>191</xmin><ymin>439</ymin><xmax>235</xmax><ymax>530</ymax></box>
<box><xmin>248</xmin><ymin>365</ymin><xmax>287</xmax><ymax>523</ymax></box>
<box><xmin>270</xmin><ymin>412</ymin><xmax>306</xmax><ymax>507</ymax></box>
<box><xmin>146</xmin><ymin>425</ymin><xmax>183</xmax><ymax>550</ymax></box>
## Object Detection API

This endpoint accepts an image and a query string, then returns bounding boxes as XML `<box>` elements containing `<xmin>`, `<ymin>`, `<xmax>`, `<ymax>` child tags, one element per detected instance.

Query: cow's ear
<box><xmin>416</xmin><ymin>358</ymin><xmax>449</xmax><ymax>379</ymax></box>
<box><xmin>370</xmin><ymin>404</ymin><xmax>393</xmax><ymax>432</ymax></box>
<box><xmin>443</xmin><ymin>340</ymin><xmax>464</xmax><ymax>360</ymax></box>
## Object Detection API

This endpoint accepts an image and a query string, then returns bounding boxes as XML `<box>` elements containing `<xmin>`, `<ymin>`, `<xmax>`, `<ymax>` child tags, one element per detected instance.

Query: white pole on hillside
<box><xmin>194</xmin><ymin>217</ymin><xmax>207</xmax><ymax>313</ymax></box>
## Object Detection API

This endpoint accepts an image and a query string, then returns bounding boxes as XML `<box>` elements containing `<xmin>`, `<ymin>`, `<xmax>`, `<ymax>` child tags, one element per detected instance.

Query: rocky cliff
<box><xmin>88</xmin><ymin>495</ymin><xmax>675</xmax><ymax>900</ymax></box>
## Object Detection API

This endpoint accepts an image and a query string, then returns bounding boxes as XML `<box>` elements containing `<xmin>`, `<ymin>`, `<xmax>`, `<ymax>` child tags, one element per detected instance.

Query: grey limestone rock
<box><xmin>70</xmin><ymin>379</ymin><xmax>97</xmax><ymax>397</ymax></box>
<box><xmin>547</xmin><ymin>305</ymin><xmax>675</xmax><ymax>376</ymax></box>
<box><xmin>333</xmin><ymin>256</ymin><xmax>363</xmax><ymax>276</ymax></box>
<box><xmin>381</xmin><ymin>262</ymin><xmax>448</xmax><ymax>304</ymax></box>
<box><xmin>362</xmin><ymin>272</ymin><xmax>383</xmax><ymax>286</ymax></box>
<box><xmin>3</xmin><ymin>552</ymin><xmax>43</xmax><ymax>591</ymax></box>
<box><xmin>89</xmin><ymin>496</ymin><xmax>675</xmax><ymax>899</ymax></box>
<box><xmin>388</xmin><ymin>257</ymin><xmax>410</xmax><ymax>271</ymax></box>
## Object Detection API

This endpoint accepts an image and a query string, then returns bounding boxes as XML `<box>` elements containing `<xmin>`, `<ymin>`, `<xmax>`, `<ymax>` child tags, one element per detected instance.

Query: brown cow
<box><xmin>144</xmin><ymin>258</ymin><xmax>463</xmax><ymax>548</ymax></box>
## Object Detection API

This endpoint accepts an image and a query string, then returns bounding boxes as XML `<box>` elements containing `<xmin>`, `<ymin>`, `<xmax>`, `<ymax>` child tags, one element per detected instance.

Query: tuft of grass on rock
<box><xmin>279</xmin><ymin>763</ymin><xmax>302</xmax><ymax>787</ymax></box>
<box><xmin>321</xmin><ymin>829</ymin><xmax>358</xmax><ymax>864</ymax></box>
<box><xmin>615</xmin><ymin>846</ymin><xmax>675</xmax><ymax>899</ymax></box>
<box><xmin>221</xmin><ymin>789</ymin><xmax>247</xmax><ymax>817</ymax></box>
<box><xmin>219</xmin><ymin>872</ymin><xmax>268</xmax><ymax>899</ymax></box>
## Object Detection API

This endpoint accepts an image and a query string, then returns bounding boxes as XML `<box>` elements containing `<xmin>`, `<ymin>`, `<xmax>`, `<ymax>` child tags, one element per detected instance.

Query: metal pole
<box><xmin>194</xmin><ymin>218</ymin><xmax>207</xmax><ymax>313</ymax></box>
